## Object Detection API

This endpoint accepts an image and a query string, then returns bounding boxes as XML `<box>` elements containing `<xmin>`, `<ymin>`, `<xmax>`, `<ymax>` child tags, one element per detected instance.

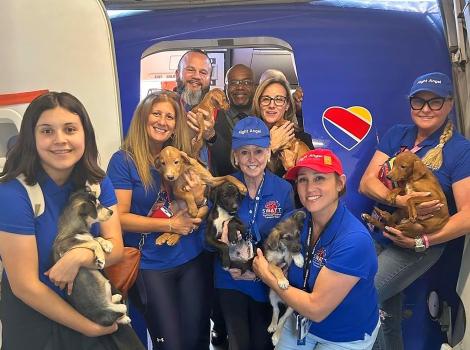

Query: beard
<box><xmin>178</xmin><ymin>80</ymin><xmax>210</xmax><ymax>107</ymax></box>
<box><xmin>181</xmin><ymin>88</ymin><xmax>203</xmax><ymax>107</ymax></box>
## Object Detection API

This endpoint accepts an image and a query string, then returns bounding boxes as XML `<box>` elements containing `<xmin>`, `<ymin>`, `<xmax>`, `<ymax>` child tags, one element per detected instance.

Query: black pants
<box><xmin>131</xmin><ymin>253</ymin><xmax>211</xmax><ymax>350</ymax></box>
<box><xmin>0</xmin><ymin>278</ymin><xmax>145</xmax><ymax>350</ymax></box>
<box><xmin>218</xmin><ymin>288</ymin><xmax>273</xmax><ymax>350</ymax></box>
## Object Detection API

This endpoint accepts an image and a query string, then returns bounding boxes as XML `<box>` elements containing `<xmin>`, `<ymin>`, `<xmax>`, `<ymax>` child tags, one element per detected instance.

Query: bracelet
<box><xmin>422</xmin><ymin>234</ymin><xmax>430</xmax><ymax>249</ymax></box>
<box><xmin>168</xmin><ymin>218</ymin><xmax>172</xmax><ymax>232</ymax></box>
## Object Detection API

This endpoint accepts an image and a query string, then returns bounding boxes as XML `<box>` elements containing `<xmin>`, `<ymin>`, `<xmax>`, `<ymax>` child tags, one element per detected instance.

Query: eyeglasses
<box><xmin>409</xmin><ymin>96</ymin><xmax>449</xmax><ymax>111</ymax></box>
<box><xmin>259</xmin><ymin>95</ymin><xmax>287</xmax><ymax>107</ymax></box>
<box><xmin>227</xmin><ymin>79</ymin><xmax>253</xmax><ymax>87</ymax></box>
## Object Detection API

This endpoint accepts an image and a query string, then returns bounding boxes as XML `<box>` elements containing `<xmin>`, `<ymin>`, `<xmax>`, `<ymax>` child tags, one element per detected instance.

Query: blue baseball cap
<box><xmin>232</xmin><ymin>116</ymin><xmax>270</xmax><ymax>150</ymax></box>
<box><xmin>409</xmin><ymin>72</ymin><xmax>453</xmax><ymax>98</ymax></box>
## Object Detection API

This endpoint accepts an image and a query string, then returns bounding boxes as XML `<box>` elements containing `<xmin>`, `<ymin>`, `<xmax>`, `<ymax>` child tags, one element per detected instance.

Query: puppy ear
<box><xmin>412</xmin><ymin>160</ymin><xmax>428</xmax><ymax>181</ymax></box>
<box><xmin>78</xmin><ymin>201</ymin><xmax>96</xmax><ymax>219</ymax></box>
<box><xmin>180</xmin><ymin>151</ymin><xmax>192</xmax><ymax>164</ymax></box>
<box><xmin>265</xmin><ymin>233</ymin><xmax>279</xmax><ymax>251</ymax></box>
<box><xmin>154</xmin><ymin>156</ymin><xmax>162</xmax><ymax>171</ymax></box>
<box><xmin>209</xmin><ymin>187</ymin><xmax>218</xmax><ymax>204</ymax></box>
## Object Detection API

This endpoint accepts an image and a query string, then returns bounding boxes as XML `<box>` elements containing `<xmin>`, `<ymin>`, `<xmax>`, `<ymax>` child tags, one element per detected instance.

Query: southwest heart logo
<box><xmin>322</xmin><ymin>106</ymin><xmax>372</xmax><ymax>150</ymax></box>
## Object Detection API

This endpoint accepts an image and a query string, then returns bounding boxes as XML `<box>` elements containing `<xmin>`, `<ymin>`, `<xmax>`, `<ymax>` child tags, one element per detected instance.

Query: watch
<box><xmin>414</xmin><ymin>236</ymin><xmax>426</xmax><ymax>252</ymax></box>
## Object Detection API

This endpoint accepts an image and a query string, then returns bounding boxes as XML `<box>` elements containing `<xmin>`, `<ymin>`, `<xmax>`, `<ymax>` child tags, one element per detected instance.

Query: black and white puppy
<box><xmin>263</xmin><ymin>210</ymin><xmax>306</xmax><ymax>346</ymax></box>
<box><xmin>206</xmin><ymin>182</ymin><xmax>251</xmax><ymax>271</ymax></box>
<box><xmin>52</xmin><ymin>188</ymin><xmax>130</xmax><ymax>326</ymax></box>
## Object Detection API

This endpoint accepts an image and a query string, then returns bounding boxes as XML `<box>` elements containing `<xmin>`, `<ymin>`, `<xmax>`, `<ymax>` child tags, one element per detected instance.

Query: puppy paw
<box><xmin>117</xmin><ymin>315</ymin><xmax>131</xmax><ymax>325</ymax></box>
<box><xmin>277</xmin><ymin>277</ymin><xmax>289</xmax><ymax>290</ymax></box>
<box><xmin>155</xmin><ymin>233</ymin><xmax>170</xmax><ymax>245</ymax></box>
<box><xmin>111</xmin><ymin>294</ymin><xmax>123</xmax><ymax>304</ymax></box>
<box><xmin>95</xmin><ymin>256</ymin><xmax>105</xmax><ymax>269</ymax></box>
<box><xmin>267</xmin><ymin>323</ymin><xmax>277</xmax><ymax>333</ymax></box>
<box><xmin>100</xmin><ymin>239</ymin><xmax>113</xmax><ymax>253</ymax></box>
<box><xmin>272</xmin><ymin>332</ymin><xmax>280</xmax><ymax>346</ymax></box>
<box><xmin>166</xmin><ymin>234</ymin><xmax>181</xmax><ymax>246</ymax></box>
<box><xmin>292</xmin><ymin>253</ymin><xmax>304</xmax><ymax>268</ymax></box>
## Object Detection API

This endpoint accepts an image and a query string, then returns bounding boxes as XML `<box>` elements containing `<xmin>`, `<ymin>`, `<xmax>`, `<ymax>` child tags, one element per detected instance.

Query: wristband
<box><xmin>422</xmin><ymin>234</ymin><xmax>430</xmax><ymax>249</ymax></box>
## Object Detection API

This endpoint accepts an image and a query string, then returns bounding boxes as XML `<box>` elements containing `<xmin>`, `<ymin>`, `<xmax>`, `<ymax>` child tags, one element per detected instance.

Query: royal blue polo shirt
<box><xmin>214</xmin><ymin>170</ymin><xmax>295</xmax><ymax>302</ymax></box>
<box><xmin>0</xmin><ymin>173</ymin><xmax>116</xmax><ymax>295</ymax></box>
<box><xmin>107</xmin><ymin>150</ymin><xmax>205</xmax><ymax>270</ymax></box>
<box><xmin>287</xmin><ymin>203</ymin><xmax>379</xmax><ymax>342</ymax></box>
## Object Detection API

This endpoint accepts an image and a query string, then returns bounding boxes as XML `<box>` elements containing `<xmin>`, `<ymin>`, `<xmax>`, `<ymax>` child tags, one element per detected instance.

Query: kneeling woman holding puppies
<box><xmin>253</xmin><ymin>149</ymin><xmax>379</xmax><ymax>350</ymax></box>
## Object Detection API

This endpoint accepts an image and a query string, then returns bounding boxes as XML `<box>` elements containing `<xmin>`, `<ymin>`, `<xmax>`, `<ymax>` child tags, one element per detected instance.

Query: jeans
<box><xmin>275</xmin><ymin>314</ymin><xmax>380</xmax><ymax>350</ymax></box>
<box><xmin>372</xmin><ymin>244</ymin><xmax>444</xmax><ymax>350</ymax></box>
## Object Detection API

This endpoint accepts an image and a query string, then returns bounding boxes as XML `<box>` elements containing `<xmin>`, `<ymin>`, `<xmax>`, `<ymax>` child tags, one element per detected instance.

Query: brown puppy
<box><xmin>362</xmin><ymin>151</ymin><xmax>449</xmax><ymax>238</ymax></box>
<box><xmin>155</xmin><ymin>146</ymin><xmax>247</xmax><ymax>245</ymax></box>
<box><xmin>190</xmin><ymin>88</ymin><xmax>230</xmax><ymax>158</ymax></box>
<box><xmin>269</xmin><ymin>120</ymin><xmax>310</xmax><ymax>172</ymax></box>
<box><xmin>264</xmin><ymin>210</ymin><xmax>306</xmax><ymax>346</ymax></box>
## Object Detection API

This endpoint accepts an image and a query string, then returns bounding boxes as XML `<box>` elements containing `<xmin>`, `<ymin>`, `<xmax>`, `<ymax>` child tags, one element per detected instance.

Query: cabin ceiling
<box><xmin>103</xmin><ymin>0</ymin><xmax>312</xmax><ymax>10</ymax></box>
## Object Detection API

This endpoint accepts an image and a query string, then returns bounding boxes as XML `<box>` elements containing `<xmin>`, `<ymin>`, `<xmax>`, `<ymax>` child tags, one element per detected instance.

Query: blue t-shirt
<box><xmin>106</xmin><ymin>150</ymin><xmax>204</xmax><ymax>270</ymax></box>
<box><xmin>214</xmin><ymin>170</ymin><xmax>295</xmax><ymax>302</ymax></box>
<box><xmin>0</xmin><ymin>174</ymin><xmax>116</xmax><ymax>294</ymax></box>
<box><xmin>287</xmin><ymin>203</ymin><xmax>379</xmax><ymax>342</ymax></box>
<box><xmin>374</xmin><ymin>122</ymin><xmax>470</xmax><ymax>243</ymax></box>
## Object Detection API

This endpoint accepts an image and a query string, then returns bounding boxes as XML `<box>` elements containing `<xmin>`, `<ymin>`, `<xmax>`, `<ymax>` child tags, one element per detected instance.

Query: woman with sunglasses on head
<box><xmin>106</xmin><ymin>91</ymin><xmax>210</xmax><ymax>350</ymax></box>
<box><xmin>253</xmin><ymin>149</ymin><xmax>380</xmax><ymax>350</ymax></box>
<box><xmin>252</xmin><ymin>76</ymin><xmax>314</xmax><ymax>179</ymax></box>
<box><xmin>0</xmin><ymin>92</ymin><xmax>144</xmax><ymax>349</ymax></box>
<box><xmin>359</xmin><ymin>72</ymin><xmax>470</xmax><ymax>350</ymax></box>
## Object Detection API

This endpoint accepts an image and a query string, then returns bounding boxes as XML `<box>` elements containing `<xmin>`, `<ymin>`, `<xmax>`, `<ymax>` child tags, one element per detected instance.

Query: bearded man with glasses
<box><xmin>359</xmin><ymin>72</ymin><xmax>470</xmax><ymax>350</ymax></box>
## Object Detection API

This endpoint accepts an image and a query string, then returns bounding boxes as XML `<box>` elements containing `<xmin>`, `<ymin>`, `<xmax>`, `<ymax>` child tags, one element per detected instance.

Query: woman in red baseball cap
<box><xmin>253</xmin><ymin>148</ymin><xmax>379</xmax><ymax>349</ymax></box>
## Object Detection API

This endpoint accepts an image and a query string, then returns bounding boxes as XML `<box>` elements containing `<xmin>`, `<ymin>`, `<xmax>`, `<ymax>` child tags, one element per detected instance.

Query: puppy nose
<box><xmin>292</xmin><ymin>244</ymin><xmax>301</xmax><ymax>253</ymax></box>
<box><xmin>166</xmin><ymin>175</ymin><xmax>174</xmax><ymax>181</ymax></box>
<box><xmin>108</xmin><ymin>209</ymin><xmax>113</xmax><ymax>216</ymax></box>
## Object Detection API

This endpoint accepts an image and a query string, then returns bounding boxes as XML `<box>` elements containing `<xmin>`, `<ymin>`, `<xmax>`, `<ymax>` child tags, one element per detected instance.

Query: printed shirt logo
<box><xmin>263</xmin><ymin>200</ymin><xmax>282</xmax><ymax>219</ymax></box>
<box><xmin>312</xmin><ymin>247</ymin><xmax>327</xmax><ymax>268</ymax></box>
<box><xmin>322</xmin><ymin>105</ymin><xmax>372</xmax><ymax>150</ymax></box>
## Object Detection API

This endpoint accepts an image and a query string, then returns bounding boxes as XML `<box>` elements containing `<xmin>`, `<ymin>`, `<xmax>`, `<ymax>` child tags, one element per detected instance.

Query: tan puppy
<box><xmin>362</xmin><ymin>151</ymin><xmax>449</xmax><ymax>237</ymax></box>
<box><xmin>190</xmin><ymin>88</ymin><xmax>229</xmax><ymax>158</ymax></box>
<box><xmin>155</xmin><ymin>146</ymin><xmax>247</xmax><ymax>245</ymax></box>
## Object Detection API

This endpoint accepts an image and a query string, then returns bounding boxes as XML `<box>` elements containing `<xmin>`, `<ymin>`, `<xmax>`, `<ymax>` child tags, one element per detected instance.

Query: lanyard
<box><xmin>302</xmin><ymin>222</ymin><xmax>319</xmax><ymax>290</ymax></box>
<box><xmin>247</xmin><ymin>174</ymin><xmax>265</xmax><ymax>243</ymax></box>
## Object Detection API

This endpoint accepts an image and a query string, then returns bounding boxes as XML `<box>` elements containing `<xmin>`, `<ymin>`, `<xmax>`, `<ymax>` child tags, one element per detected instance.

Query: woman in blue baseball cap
<box><xmin>214</xmin><ymin>116</ymin><xmax>295</xmax><ymax>350</ymax></box>
<box><xmin>359</xmin><ymin>72</ymin><xmax>470</xmax><ymax>349</ymax></box>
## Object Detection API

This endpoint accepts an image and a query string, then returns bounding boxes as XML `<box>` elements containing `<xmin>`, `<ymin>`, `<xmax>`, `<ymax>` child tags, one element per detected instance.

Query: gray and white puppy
<box><xmin>52</xmin><ymin>188</ymin><xmax>130</xmax><ymax>326</ymax></box>
<box><xmin>263</xmin><ymin>210</ymin><xmax>306</xmax><ymax>346</ymax></box>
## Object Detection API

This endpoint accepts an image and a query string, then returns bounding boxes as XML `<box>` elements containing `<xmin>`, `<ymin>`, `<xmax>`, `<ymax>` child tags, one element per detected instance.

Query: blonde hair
<box><xmin>122</xmin><ymin>92</ymin><xmax>192</xmax><ymax>190</ymax></box>
<box><xmin>252</xmin><ymin>76</ymin><xmax>298</xmax><ymax>127</ymax></box>
<box><xmin>421</xmin><ymin>120</ymin><xmax>453</xmax><ymax>170</ymax></box>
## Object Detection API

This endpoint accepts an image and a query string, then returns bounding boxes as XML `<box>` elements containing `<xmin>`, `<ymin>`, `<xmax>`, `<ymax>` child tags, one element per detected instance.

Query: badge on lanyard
<box><xmin>296</xmin><ymin>312</ymin><xmax>312</xmax><ymax>345</ymax></box>
<box><xmin>149</xmin><ymin>190</ymin><xmax>173</xmax><ymax>218</ymax></box>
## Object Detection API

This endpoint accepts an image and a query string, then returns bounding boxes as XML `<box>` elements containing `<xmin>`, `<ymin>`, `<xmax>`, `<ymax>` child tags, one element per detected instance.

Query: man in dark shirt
<box><xmin>208</xmin><ymin>64</ymin><xmax>255</xmax><ymax>176</ymax></box>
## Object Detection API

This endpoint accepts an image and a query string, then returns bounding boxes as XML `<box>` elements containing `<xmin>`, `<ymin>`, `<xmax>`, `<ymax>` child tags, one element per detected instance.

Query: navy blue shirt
<box><xmin>287</xmin><ymin>203</ymin><xmax>379</xmax><ymax>342</ymax></box>
<box><xmin>107</xmin><ymin>150</ymin><xmax>205</xmax><ymax>270</ymax></box>
<box><xmin>214</xmin><ymin>170</ymin><xmax>295</xmax><ymax>302</ymax></box>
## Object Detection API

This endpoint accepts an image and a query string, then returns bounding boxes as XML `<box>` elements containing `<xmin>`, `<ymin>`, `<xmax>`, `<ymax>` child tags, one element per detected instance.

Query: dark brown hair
<box><xmin>0</xmin><ymin>92</ymin><xmax>105</xmax><ymax>187</ymax></box>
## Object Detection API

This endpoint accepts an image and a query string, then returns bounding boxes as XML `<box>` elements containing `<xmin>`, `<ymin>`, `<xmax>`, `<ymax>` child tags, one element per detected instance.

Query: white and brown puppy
<box><xmin>52</xmin><ymin>188</ymin><xmax>130</xmax><ymax>326</ymax></box>
<box><xmin>263</xmin><ymin>210</ymin><xmax>306</xmax><ymax>346</ymax></box>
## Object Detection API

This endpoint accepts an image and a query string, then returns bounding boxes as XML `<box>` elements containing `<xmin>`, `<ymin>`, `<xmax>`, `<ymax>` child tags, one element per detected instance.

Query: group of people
<box><xmin>0</xmin><ymin>46</ymin><xmax>469</xmax><ymax>350</ymax></box>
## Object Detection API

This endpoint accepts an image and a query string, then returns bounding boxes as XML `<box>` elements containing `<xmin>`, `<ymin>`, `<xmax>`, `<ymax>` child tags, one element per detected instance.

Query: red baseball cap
<box><xmin>284</xmin><ymin>149</ymin><xmax>344</xmax><ymax>180</ymax></box>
